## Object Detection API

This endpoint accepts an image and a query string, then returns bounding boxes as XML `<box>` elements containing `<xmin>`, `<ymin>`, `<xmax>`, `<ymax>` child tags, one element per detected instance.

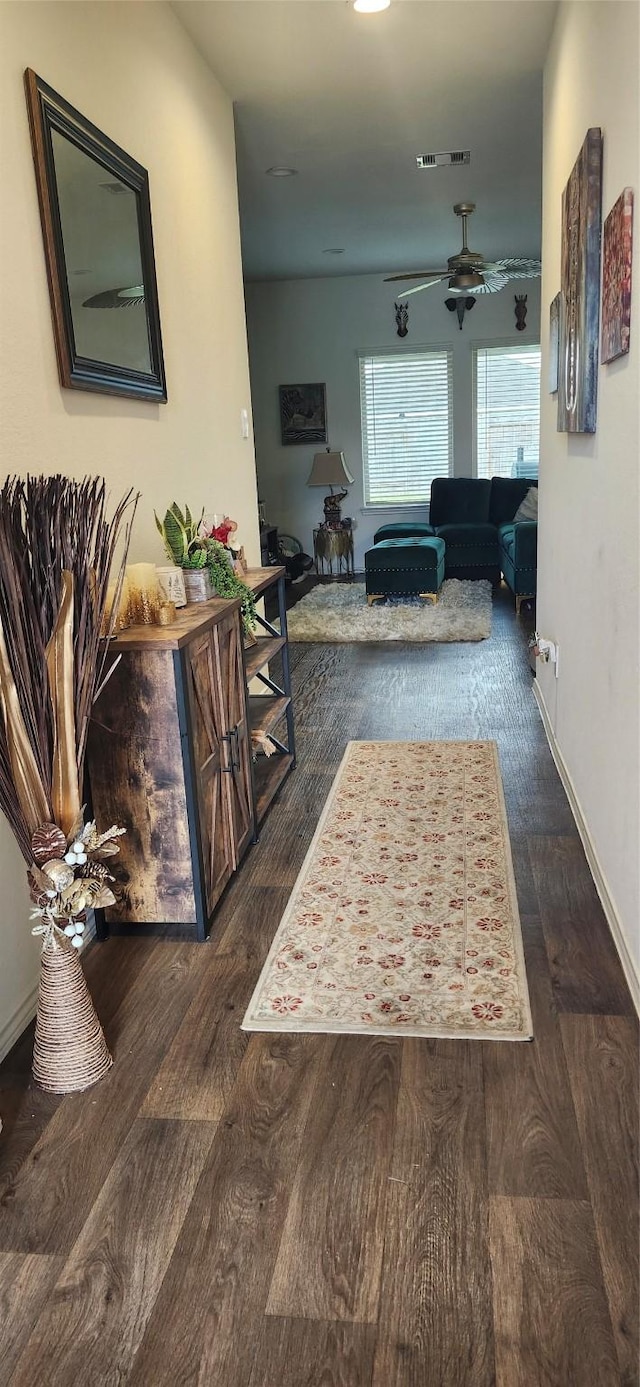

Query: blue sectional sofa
<box><xmin>373</xmin><ymin>476</ymin><xmax>538</xmax><ymax>612</ymax></box>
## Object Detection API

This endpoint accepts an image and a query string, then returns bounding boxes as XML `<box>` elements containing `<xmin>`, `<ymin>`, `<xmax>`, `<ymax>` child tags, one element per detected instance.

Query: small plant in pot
<box><xmin>155</xmin><ymin>503</ymin><xmax>213</xmax><ymax>602</ymax></box>
<box><xmin>155</xmin><ymin>503</ymin><xmax>257</xmax><ymax>636</ymax></box>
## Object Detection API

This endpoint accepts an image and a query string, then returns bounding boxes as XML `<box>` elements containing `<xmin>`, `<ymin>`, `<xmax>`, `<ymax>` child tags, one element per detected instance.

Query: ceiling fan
<box><xmin>385</xmin><ymin>202</ymin><xmax>541</xmax><ymax>297</ymax></box>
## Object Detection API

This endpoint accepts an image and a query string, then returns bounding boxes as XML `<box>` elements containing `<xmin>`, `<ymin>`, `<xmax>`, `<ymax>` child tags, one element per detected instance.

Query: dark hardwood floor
<box><xmin>1</xmin><ymin>582</ymin><xmax>637</xmax><ymax>1387</ymax></box>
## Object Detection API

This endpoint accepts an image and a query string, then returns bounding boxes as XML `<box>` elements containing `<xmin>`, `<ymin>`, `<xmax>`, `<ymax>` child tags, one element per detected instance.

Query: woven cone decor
<box><xmin>0</xmin><ymin>476</ymin><xmax>137</xmax><ymax>1092</ymax></box>
<box><xmin>33</xmin><ymin>930</ymin><xmax>112</xmax><ymax>1092</ymax></box>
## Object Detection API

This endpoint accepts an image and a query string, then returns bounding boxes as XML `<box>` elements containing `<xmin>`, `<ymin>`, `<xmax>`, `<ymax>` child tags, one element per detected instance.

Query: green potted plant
<box><xmin>155</xmin><ymin>503</ymin><xmax>257</xmax><ymax>636</ymax></box>
<box><xmin>155</xmin><ymin>503</ymin><xmax>213</xmax><ymax>602</ymax></box>
<box><xmin>202</xmin><ymin>537</ymin><xmax>257</xmax><ymax>636</ymax></box>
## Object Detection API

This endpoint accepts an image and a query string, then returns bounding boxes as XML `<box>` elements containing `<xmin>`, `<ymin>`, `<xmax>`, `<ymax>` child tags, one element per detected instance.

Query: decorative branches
<box><xmin>0</xmin><ymin>476</ymin><xmax>138</xmax><ymax>862</ymax></box>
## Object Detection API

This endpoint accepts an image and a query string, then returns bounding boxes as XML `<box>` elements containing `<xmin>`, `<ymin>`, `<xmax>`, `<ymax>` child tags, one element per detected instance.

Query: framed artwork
<box><xmin>549</xmin><ymin>292</ymin><xmax>561</xmax><ymax>393</ymax></box>
<box><xmin>557</xmin><ymin>127</ymin><xmax>603</xmax><ymax>434</ymax></box>
<box><xmin>24</xmin><ymin>69</ymin><xmax>166</xmax><ymax>401</ymax></box>
<box><xmin>601</xmin><ymin>188</ymin><xmax>634</xmax><ymax>363</ymax></box>
<box><xmin>279</xmin><ymin>383</ymin><xmax>327</xmax><ymax>446</ymax></box>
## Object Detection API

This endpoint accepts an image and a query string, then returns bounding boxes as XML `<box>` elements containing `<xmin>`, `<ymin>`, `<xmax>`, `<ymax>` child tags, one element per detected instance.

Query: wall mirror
<box><xmin>25</xmin><ymin>69</ymin><xmax>167</xmax><ymax>401</ymax></box>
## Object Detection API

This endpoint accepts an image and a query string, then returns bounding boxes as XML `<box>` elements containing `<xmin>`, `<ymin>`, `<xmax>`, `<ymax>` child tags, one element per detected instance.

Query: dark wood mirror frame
<box><xmin>24</xmin><ymin>69</ymin><xmax>167</xmax><ymax>402</ymax></box>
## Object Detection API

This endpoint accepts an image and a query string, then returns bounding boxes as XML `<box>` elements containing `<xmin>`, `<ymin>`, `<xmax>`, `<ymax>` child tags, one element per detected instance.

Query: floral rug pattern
<box><xmin>243</xmin><ymin>741</ymin><xmax>533</xmax><ymax>1041</ymax></box>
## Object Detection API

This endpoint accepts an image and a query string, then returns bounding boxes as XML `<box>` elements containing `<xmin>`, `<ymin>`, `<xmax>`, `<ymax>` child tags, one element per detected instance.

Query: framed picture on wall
<box><xmin>557</xmin><ymin>127</ymin><xmax>603</xmax><ymax>434</ymax></box>
<box><xmin>548</xmin><ymin>292</ymin><xmax>561</xmax><ymax>393</ymax></box>
<box><xmin>601</xmin><ymin>187</ymin><xmax>634</xmax><ymax>363</ymax></box>
<box><xmin>279</xmin><ymin>382</ymin><xmax>327</xmax><ymax>446</ymax></box>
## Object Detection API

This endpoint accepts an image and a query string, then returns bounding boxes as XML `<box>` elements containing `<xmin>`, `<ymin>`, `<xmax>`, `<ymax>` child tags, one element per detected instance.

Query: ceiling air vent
<box><xmin>416</xmin><ymin>151</ymin><xmax>471</xmax><ymax>169</ymax></box>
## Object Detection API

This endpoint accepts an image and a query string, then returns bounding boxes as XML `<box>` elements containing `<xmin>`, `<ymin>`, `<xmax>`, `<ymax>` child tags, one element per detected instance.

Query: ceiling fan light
<box><xmin>449</xmin><ymin>270</ymin><xmax>484</xmax><ymax>290</ymax></box>
<box><xmin>354</xmin><ymin>0</ymin><xmax>390</xmax><ymax>12</ymax></box>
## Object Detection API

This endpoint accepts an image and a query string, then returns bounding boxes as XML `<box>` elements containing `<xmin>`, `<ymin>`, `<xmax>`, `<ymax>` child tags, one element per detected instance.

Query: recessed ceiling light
<box><xmin>354</xmin><ymin>0</ymin><xmax>390</xmax><ymax>12</ymax></box>
<box><xmin>323</xmin><ymin>248</ymin><xmax>345</xmax><ymax>255</ymax></box>
<box><xmin>266</xmin><ymin>166</ymin><xmax>298</xmax><ymax>177</ymax></box>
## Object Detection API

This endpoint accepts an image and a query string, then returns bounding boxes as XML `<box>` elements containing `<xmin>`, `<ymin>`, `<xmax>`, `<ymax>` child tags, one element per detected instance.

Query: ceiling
<box><xmin>172</xmin><ymin>0</ymin><xmax>558</xmax><ymax>282</ymax></box>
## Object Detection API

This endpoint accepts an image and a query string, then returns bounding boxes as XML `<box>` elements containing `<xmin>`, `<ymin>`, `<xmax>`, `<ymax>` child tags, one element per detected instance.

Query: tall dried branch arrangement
<box><xmin>0</xmin><ymin>476</ymin><xmax>137</xmax><ymax>862</ymax></box>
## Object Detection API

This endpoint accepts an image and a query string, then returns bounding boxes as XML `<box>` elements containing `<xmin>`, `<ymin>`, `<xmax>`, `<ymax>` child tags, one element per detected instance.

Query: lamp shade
<box><xmin>307</xmin><ymin>449</ymin><xmax>354</xmax><ymax>487</ymax></box>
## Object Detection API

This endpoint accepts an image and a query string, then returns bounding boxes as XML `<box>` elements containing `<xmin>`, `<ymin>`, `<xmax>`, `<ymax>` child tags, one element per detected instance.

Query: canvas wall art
<box><xmin>601</xmin><ymin>188</ymin><xmax>634</xmax><ymax>363</ymax></box>
<box><xmin>557</xmin><ymin>127</ymin><xmax>603</xmax><ymax>434</ymax></box>
<box><xmin>549</xmin><ymin>292</ymin><xmax>560</xmax><ymax>393</ymax></box>
<box><xmin>279</xmin><ymin>383</ymin><xmax>327</xmax><ymax>446</ymax></box>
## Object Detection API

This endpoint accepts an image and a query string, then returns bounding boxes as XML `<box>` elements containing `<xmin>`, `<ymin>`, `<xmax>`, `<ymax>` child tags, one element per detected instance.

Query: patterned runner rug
<box><xmin>243</xmin><ymin>741</ymin><xmax>532</xmax><ymax>1041</ymax></box>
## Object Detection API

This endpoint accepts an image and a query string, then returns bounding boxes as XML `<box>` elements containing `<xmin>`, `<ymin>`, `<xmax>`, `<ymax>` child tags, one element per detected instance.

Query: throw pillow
<box><xmin>513</xmin><ymin>487</ymin><xmax>538</xmax><ymax>523</ymax></box>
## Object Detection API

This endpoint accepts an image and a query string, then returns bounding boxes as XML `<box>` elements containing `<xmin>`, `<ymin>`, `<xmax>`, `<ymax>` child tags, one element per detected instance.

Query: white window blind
<box><xmin>360</xmin><ymin>350</ymin><xmax>452</xmax><ymax>506</ymax></box>
<box><xmin>475</xmin><ymin>343</ymin><xmax>541</xmax><ymax>480</ymax></box>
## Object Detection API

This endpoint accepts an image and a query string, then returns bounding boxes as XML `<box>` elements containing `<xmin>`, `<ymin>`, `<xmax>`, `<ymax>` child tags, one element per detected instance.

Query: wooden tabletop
<box><xmin>104</xmin><ymin>567</ymin><xmax>285</xmax><ymax>651</ymax></box>
<box><xmin>243</xmin><ymin>565</ymin><xmax>285</xmax><ymax>598</ymax></box>
<box><xmin>106</xmin><ymin>597</ymin><xmax>239</xmax><ymax>651</ymax></box>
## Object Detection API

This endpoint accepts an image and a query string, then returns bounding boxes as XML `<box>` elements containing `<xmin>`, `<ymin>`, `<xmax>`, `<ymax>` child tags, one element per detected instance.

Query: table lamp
<box><xmin>307</xmin><ymin>447</ymin><xmax>354</xmax><ymax>527</ymax></box>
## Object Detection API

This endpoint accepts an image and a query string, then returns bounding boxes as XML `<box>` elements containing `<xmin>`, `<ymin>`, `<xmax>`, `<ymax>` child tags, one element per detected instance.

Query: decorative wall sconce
<box><xmin>515</xmin><ymin>294</ymin><xmax>528</xmax><ymax>331</ymax></box>
<box><xmin>445</xmin><ymin>296</ymin><xmax>476</xmax><ymax>330</ymax></box>
<box><xmin>395</xmin><ymin>301</ymin><xmax>409</xmax><ymax>337</ymax></box>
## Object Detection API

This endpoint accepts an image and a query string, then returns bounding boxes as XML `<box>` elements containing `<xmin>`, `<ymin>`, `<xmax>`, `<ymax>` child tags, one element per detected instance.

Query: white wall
<box><xmin>537</xmin><ymin>1</ymin><xmax>639</xmax><ymax>986</ymax></box>
<box><xmin>0</xmin><ymin>0</ymin><xmax>260</xmax><ymax>1055</ymax></box>
<box><xmin>245</xmin><ymin>274</ymin><xmax>541</xmax><ymax>569</ymax></box>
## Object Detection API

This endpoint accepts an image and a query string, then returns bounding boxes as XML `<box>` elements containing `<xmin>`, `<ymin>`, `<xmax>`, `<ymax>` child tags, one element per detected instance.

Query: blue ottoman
<box><xmin>365</xmin><ymin>536</ymin><xmax>446</xmax><ymax>605</ymax></box>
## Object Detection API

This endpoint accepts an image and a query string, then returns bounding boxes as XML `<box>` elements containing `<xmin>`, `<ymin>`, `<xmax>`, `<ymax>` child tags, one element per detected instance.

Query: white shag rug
<box><xmin>286</xmin><ymin>580</ymin><xmax>492</xmax><ymax>643</ymax></box>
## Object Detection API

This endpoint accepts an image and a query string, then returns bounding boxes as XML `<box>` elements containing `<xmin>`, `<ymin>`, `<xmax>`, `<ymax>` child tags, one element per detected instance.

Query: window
<box><xmin>360</xmin><ymin>349</ymin><xmax>452</xmax><ymax>506</ymax></box>
<box><xmin>474</xmin><ymin>343</ymin><xmax>541</xmax><ymax>480</ymax></box>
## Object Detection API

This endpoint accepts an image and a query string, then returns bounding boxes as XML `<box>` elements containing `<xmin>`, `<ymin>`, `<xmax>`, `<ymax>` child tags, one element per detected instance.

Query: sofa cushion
<box><xmin>498</xmin><ymin>523</ymin><xmax>516</xmax><ymax>558</ymax></box>
<box><xmin>366</xmin><ymin>536</ymin><xmax>445</xmax><ymax>571</ymax></box>
<box><xmin>513</xmin><ymin>487</ymin><xmax>539</xmax><ymax>523</ymax></box>
<box><xmin>435</xmin><ymin>522</ymin><xmax>498</xmax><ymax>547</ymax></box>
<box><xmin>510</xmin><ymin>520</ymin><xmax>537</xmax><ymax>567</ymax></box>
<box><xmin>430</xmin><ymin>477</ymin><xmax>491</xmax><ymax>526</ymax></box>
<box><xmin>435</xmin><ymin>522</ymin><xmax>499</xmax><ymax>576</ymax></box>
<box><xmin>373</xmin><ymin>522</ymin><xmax>434</xmax><ymax>544</ymax></box>
<box><xmin>489</xmin><ymin>476</ymin><xmax>538</xmax><ymax>526</ymax></box>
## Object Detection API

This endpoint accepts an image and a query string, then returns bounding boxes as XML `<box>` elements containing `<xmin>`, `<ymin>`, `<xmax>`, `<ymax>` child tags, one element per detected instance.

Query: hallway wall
<box><xmin>0</xmin><ymin>0</ymin><xmax>260</xmax><ymax>1055</ymax></box>
<box><xmin>537</xmin><ymin>0</ymin><xmax>639</xmax><ymax>994</ymax></box>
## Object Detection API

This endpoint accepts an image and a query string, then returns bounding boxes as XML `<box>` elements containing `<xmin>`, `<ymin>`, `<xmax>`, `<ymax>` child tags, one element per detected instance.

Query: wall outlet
<box><xmin>534</xmin><ymin>635</ymin><xmax>559</xmax><ymax>677</ymax></box>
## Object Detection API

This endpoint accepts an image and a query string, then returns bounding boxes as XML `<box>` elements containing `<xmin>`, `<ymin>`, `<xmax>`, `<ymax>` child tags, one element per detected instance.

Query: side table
<box><xmin>313</xmin><ymin>526</ymin><xmax>355</xmax><ymax>578</ymax></box>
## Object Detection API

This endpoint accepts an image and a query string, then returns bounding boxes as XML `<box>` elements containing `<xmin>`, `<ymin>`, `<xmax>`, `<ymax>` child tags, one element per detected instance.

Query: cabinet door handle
<box><xmin>222</xmin><ymin>731</ymin><xmax>233</xmax><ymax>772</ymax></box>
<box><xmin>223</xmin><ymin>726</ymin><xmax>240</xmax><ymax>773</ymax></box>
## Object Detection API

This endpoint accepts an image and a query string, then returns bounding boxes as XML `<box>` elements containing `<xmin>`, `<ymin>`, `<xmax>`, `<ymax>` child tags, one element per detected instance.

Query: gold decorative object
<box><xmin>126</xmin><ymin>562</ymin><xmax>161</xmax><ymax>625</ymax></box>
<box><xmin>313</xmin><ymin>526</ymin><xmax>355</xmax><ymax>577</ymax></box>
<box><xmin>158</xmin><ymin>600</ymin><xmax>177</xmax><ymax>625</ymax></box>
<box><xmin>102</xmin><ymin>572</ymin><xmax>131</xmax><ymax>634</ymax></box>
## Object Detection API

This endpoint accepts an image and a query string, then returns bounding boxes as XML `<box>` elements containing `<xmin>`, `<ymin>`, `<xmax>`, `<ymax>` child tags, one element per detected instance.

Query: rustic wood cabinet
<box><xmin>242</xmin><ymin>566</ymin><xmax>296</xmax><ymax>824</ymax></box>
<box><xmin>87</xmin><ymin>596</ymin><xmax>256</xmax><ymax>939</ymax></box>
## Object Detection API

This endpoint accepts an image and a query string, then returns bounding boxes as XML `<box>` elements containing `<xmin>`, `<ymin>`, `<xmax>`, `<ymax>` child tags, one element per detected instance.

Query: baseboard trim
<box><xmin>0</xmin><ymin>982</ymin><xmax>39</xmax><ymax>1064</ymax></box>
<box><xmin>0</xmin><ymin>913</ymin><xmax>97</xmax><ymax>1065</ymax></box>
<box><xmin>533</xmin><ymin>681</ymin><xmax>640</xmax><ymax>1014</ymax></box>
